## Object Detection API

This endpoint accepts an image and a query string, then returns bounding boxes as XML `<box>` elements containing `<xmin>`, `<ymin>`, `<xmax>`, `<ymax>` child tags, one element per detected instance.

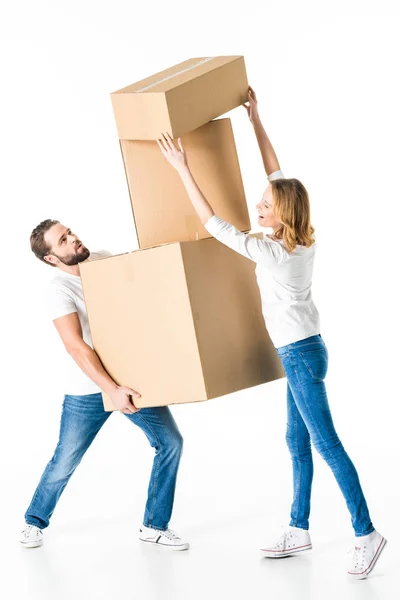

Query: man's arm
<box><xmin>53</xmin><ymin>313</ymin><xmax>140</xmax><ymax>413</ymax></box>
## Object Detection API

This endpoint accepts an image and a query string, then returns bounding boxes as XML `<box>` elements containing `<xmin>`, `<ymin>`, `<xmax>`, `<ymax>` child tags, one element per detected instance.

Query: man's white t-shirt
<box><xmin>48</xmin><ymin>251</ymin><xmax>111</xmax><ymax>395</ymax></box>
<box><xmin>204</xmin><ymin>170</ymin><xmax>321</xmax><ymax>348</ymax></box>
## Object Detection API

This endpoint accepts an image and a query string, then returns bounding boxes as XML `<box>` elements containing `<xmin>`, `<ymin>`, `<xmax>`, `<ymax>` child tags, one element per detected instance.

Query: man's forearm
<box><xmin>252</xmin><ymin>115</ymin><xmax>281</xmax><ymax>176</ymax></box>
<box><xmin>178</xmin><ymin>166</ymin><xmax>215</xmax><ymax>224</ymax></box>
<box><xmin>69</xmin><ymin>342</ymin><xmax>118</xmax><ymax>395</ymax></box>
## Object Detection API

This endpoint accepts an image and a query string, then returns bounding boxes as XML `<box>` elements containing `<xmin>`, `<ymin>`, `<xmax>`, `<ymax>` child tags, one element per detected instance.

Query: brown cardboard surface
<box><xmin>80</xmin><ymin>245</ymin><xmax>206</xmax><ymax>410</ymax></box>
<box><xmin>120</xmin><ymin>119</ymin><xmax>250</xmax><ymax>249</ymax></box>
<box><xmin>181</xmin><ymin>237</ymin><xmax>280</xmax><ymax>400</ymax></box>
<box><xmin>80</xmin><ymin>237</ymin><xmax>284</xmax><ymax>410</ymax></box>
<box><xmin>111</xmin><ymin>56</ymin><xmax>248</xmax><ymax>140</ymax></box>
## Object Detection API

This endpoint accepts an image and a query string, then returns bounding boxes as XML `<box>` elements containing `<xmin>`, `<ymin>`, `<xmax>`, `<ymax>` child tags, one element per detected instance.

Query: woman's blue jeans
<box><xmin>25</xmin><ymin>393</ymin><xmax>183</xmax><ymax>531</ymax></box>
<box><xmin>276</xmin><ymin>334</ymin><xmax>374</xmax><ymax>537</ymax></box>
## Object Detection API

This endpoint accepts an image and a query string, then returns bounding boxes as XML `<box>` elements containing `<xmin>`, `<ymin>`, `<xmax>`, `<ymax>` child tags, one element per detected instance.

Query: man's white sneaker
<box><xmin>261</xmin><ymin>526</ymin><xmax>312</xmax><ymax>558</ymax></box>
<box><xmin>348</xmin><ymin>530</ymin><xmax>387</xmax><ymax>580</ymax></box>
<box><xmin>139</xmin><ymin>525</ymin><xmax>189</xmax><ymax>551</ymax></box>
<box><xmin>20</xmin><ymin>524</ymin><xmax>43</xmax><ymax>548</ymax></box>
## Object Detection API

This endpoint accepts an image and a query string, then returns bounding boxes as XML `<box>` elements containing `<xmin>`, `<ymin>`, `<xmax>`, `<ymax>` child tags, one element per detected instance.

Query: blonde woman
<box><xmin>157</xmin><ymin>87</ymin><xmax>386</xmax><ymax>579</ymax></box>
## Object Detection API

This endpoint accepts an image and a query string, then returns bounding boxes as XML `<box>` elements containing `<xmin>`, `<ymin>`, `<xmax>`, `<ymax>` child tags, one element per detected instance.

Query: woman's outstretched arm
<box><xmin>243</xmin><ymin>86</ymin><xmax>281</xmax><ymax>177</ymax></box>
<box><xmin>157</xmin><ymin>132</ymin><xmax>284</xmax><ymax>267</ymax></box>
<box><xmin>157</xmin><ymin>133</ymin><xmax>214</xmax><ymax>225</ymax></box>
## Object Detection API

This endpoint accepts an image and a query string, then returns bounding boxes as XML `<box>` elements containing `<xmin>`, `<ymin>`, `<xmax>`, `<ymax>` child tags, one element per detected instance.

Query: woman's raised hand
<box><xmin>157</xmin><ymin>132</ymin><xmax>188</xmax><ymax>172</ymax></box>
<box><xmin>242</xmin><ymin>86</ymin><xmax>259</xmax><ymax>124</ymax></box>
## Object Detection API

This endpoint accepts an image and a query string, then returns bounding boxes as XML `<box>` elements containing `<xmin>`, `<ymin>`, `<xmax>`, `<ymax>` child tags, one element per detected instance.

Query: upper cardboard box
<box><xmin>111</xmin><ymin>56</ymin><xmax>248</xmax><ymax>140</ymax></box>
<box><xmin>121</xmin><ymin>118</ymin><xmax>250</xmax><ymax>249</ymax></box>
<box><xmin>80</xmin><ymin>236</ymin><xmax>284</xmax><ymax>410</ymax></box>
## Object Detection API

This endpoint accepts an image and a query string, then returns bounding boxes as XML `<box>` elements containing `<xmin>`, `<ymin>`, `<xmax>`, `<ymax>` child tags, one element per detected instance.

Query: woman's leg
<box><xmin>286</xmin><ymin>382</ymin><xmax>314</xmax><ymax>530</ymax></box>
<box><xmin>279</xmin><ymin>336</ymin><xmax>374</xmax><ymax>537</ymax></box>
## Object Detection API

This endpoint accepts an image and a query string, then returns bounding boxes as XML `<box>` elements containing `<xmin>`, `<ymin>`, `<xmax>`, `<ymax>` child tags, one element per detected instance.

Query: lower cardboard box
<box><xmin>79</xmin><ymin>235</ymin><xmax>284</xmax><ymax>410</ymax></box>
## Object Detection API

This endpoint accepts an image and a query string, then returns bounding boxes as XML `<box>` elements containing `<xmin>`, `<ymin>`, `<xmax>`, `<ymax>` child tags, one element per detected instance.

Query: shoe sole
<box><xmin>348</xmin><ymin>537</ymin><xmax>387</xmax><ymax>580</ymax></box>
<box><xmin>139</xmin><ymin>538</ymin><xmax>189</xmax><ymax>551</ymax></box>
<box><xmin>20</xmin><ymin>541</ymin><xmax>43</xmax><ymax>549</ymax></box>
<box><xmin>261</xmin><ymin>544</ymin><xmax>312</xmax><ymax>558</ymax></box>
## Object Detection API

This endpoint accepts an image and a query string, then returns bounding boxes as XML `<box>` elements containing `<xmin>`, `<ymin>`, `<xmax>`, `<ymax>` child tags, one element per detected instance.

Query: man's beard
<box><xmin>53</xmin><ymin>246</ymin><xmax>90</xmax><ymax>266</ymax></box>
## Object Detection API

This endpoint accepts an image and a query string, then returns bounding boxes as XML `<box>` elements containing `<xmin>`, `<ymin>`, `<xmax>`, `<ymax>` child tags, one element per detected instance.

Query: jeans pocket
<box><xmin>299</xmin><ymin>347</ymin><xmax>328</xmax><ymax>382</ymax></box>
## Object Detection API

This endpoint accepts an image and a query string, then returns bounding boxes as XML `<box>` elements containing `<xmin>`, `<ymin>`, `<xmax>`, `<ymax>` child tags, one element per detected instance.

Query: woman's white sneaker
<box><xmin>261</xmin><ymin>526</ymin><xmax>312</xmax><ymax>558</ymax></box>
<box><xmin>348</xmin><ymin>530</ymin><xmax>387</xmax><ymax>580</ymax></box>
<box><xmin>139</xmin><ymin>525</ymin><xmax>189</xmax><ymax>551</ymax></box>
<box><xmin>20</xmin><ymin>524</ymin><xmax>43</xmax><ymax>548</ymax></box>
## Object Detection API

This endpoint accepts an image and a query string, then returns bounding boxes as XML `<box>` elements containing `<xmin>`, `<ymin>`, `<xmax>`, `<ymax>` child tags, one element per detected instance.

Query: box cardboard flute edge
<box><xmin>79</xmin><ymin>235</ymin><xmax>285</xmax><ymax>411</ymax></box>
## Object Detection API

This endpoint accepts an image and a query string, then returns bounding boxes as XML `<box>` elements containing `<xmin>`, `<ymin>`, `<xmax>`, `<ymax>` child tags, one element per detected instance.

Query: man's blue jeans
<box><xmin>25</xmin><ymin>393</ymin><xmax>183</xmax><ymax>531</ymax></box>
<box><xmin>277</xmin><ymin>334</ymin><xmax>374</xmax><ymax>537</ymax></box>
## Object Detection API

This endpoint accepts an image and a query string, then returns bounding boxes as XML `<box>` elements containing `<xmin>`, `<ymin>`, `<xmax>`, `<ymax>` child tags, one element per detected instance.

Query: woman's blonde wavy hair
<box><xmin>270</xmin><ymin>178</ymin><xmax>315</xmax><ymax>253</ymax></box>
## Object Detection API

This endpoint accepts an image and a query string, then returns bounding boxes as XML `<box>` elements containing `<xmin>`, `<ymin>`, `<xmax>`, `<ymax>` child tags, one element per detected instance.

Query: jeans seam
<box><xmin>135</xmin><ymin>412</ymin><xmax>162</xmax><ymax>528</ymax></box>
<box><xmin>292</xmin><ymin>366</ymin><xmax>321</xmax><ymax>462</ymax></box>
<box><xmin>299</xmin><ymin>352</ymin><xmax>323</xmax><ymax>382</ymax></box>
<box><xmin>293</xmin><ymin>408</ymin><xmax>300</xmax><ymax>526</ymax></box>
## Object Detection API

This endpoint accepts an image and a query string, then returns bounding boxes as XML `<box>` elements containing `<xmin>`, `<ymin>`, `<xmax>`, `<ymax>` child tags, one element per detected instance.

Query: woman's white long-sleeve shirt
<box><xmin>204</xmin><ymin>170</ymin><xmax>320</xmax><ymax>348</ymax></box>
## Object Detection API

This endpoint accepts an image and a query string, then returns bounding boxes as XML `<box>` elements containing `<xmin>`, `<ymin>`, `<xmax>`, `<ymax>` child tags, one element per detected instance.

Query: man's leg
<box><xmin>123</xmin><ymin>406</ymin><xmax>183</xmax><ymax>531</ymax></box>
<box><xmin>25</xmin><ymin>393</ymin><xmax>111</xmax><ymax>529</ymax></box>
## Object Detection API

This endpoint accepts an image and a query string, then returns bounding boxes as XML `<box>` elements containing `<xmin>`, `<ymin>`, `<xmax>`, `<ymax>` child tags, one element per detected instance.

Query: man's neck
<box><xmin>57</xmin><ymin>263</ymin><xmax>81</xmax><ymax>277</ymax></box>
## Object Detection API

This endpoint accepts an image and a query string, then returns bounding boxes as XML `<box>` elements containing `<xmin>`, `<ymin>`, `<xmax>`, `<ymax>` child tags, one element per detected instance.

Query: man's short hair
<box><xmin>30</xmin><ymin>219</ymin><xmax>60</xmax><ymax>267</ymax></box>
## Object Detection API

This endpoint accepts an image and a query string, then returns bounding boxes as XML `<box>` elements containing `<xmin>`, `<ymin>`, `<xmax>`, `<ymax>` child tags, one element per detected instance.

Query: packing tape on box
<box><xmin>135</xmin><ymin>57</ymin><xmax>215</xmax><ymax>92</ymax></box>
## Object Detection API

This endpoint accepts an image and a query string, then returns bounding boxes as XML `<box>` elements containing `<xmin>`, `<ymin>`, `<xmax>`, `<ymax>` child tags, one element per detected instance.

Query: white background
<box><xmin>0</xmin><ymin>1</ymin><xmax>399</xmax><ymax>598</ymax></box>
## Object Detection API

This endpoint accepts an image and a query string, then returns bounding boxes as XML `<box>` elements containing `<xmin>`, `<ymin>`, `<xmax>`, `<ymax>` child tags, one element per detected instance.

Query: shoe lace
<box><xmin>22</xmin><ymin>525</ymin><xmax>33</xmax><ymax>537</ymax></box>
<box><xmin>23</xmin><ymin>525</ymin><xmax>41</xmax><ymax>537</ymax></box>
<box><xmin>274</xmin><ymin>531</ymin><xmax>293</xmax><ymax>549</ymax></box>
<box><xmin>161</xmin><ymin>529</ymin><xmax>180</xmax><ymax>541</ymax></box>
<box><xmin>347</xmin><ymin>544</ymin><xmax>366</xmax><ymax>569</ymax></box>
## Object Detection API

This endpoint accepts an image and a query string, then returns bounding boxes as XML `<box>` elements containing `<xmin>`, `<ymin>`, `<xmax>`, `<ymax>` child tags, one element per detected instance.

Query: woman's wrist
<box><xmin>177</xmin><ymin>163</ymin><xmax>191</xmax><ymax>179</ymax></box>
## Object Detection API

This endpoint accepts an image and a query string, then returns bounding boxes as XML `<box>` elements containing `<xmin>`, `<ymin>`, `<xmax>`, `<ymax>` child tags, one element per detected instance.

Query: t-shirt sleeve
<box><xmin>204</xmin><ymin>216</ymin><xmax>286</xmax><ymax>267</ymax></box>
<box><xmin>48</xmin><ymin>281</ymin><xmax>77</xmax><ymax>321</ymax></box>
<box><xmin>268</xmin><ymin>169</ymin><xmax>285</xmax><ymax>182</ymax></box>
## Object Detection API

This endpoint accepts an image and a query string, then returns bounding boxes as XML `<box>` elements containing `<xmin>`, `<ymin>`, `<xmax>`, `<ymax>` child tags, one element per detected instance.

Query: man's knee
<box><xmin>164</xmin><ymin>431</ymin><xmax>184</xmax><ymax>456</ymax></box>
<box><xmin>45</xmin><ymin>448</ymin><xmax>82</xmax><ymax>483</ymax></box>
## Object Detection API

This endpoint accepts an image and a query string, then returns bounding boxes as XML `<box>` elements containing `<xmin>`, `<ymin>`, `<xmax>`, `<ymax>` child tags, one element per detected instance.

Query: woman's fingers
<box><xmin>157</xmin><ymin>137</ymin><xmax>169</xmax><ymax>152</ymax></box>
<box><xmin>157</xmin><ymin>139</ymin><xmax>166</xmax><ymax>153</ymax></box>
<box><xmin>163</xmin><ymin>132</ymin><xmax>177</xmax><ymax>151</ymax></box>
<box><xmin>158</xmin><ymin>132</ymin><xmax>186</xmax><ymax>160</ymax></box>
<box><xmin>161</xmin><ymin>132</ymin><xmax>171</xmax><ymax>149</ymax></box>
<box><xmin>158</xmin><ymin>134</ymin><xmax>176</xmax><ymax>158</ymax></box>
